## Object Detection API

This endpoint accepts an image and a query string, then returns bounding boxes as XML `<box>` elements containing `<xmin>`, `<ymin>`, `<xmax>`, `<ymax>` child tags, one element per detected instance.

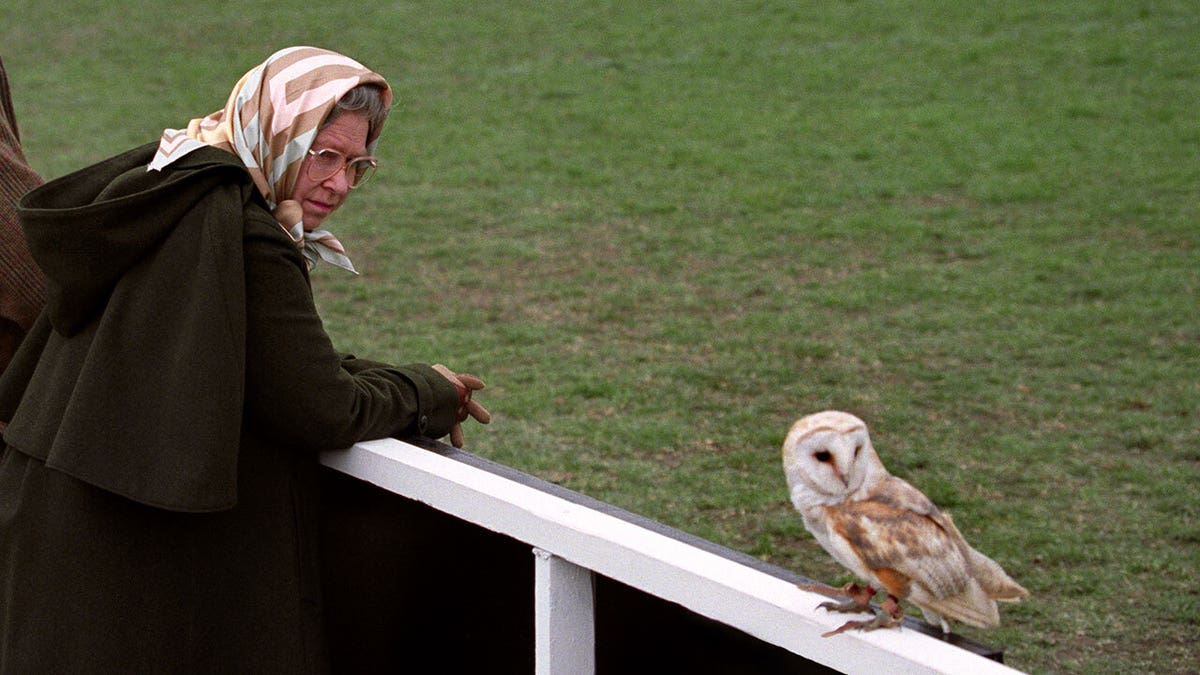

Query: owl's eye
<box><xmin>814</xmin><ymin>450</ymin><xmax>833</xmax><ymax>463</ymax></box>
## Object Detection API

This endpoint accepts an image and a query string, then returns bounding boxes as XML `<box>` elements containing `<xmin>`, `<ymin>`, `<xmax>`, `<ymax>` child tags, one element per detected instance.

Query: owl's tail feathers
<box><xmin>969</xmin><ymin>547</ymin><xmax>1030</xmax><ymax>603</ymax></box>
<box><xmin>916</xmin><ymin>581</ymin><xmax>1002</xmax><ymax>629</ymax></box>
<box><xmin>917</xmin><ymin>551</ymin><xmax>1029</xmax><ymax>630</ymax></box>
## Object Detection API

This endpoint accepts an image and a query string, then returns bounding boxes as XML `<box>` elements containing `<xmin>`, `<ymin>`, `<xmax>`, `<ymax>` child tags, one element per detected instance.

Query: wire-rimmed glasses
<box><xmin>305</xmin><ymin>148</ymin><xmax>379</xmax><ymax>188</ymax></box>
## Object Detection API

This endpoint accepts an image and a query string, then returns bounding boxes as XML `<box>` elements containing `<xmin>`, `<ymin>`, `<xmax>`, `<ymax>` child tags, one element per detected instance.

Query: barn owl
<box><xmin>782</xmin><ymin>410</ymin><xmax>1028</xmax><ymax>635</ymax></box>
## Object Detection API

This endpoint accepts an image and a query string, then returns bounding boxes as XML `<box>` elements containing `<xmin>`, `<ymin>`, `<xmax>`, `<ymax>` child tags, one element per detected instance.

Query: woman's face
<box><xmin>292</xmin><ymin>111</ymin><xmax>371</xmax><ymax>230</ymax></box>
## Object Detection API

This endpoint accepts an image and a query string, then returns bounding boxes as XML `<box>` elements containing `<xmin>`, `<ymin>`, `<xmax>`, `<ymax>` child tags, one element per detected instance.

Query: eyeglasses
<box><xmin>305</xmin><ymin>148</ymin><xmax>379</xmax><ymax>188</ymax></box>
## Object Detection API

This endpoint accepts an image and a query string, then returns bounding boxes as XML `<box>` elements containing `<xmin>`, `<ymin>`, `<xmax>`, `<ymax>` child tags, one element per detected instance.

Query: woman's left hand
<box><xmin>432</xmin><ymin>364</ymin><xmax>491</xmax><ymax>448</ymax></box>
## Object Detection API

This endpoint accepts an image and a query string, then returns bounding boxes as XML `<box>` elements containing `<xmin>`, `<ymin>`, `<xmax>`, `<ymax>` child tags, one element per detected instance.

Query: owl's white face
<box><xmin>782</xmin><ymin>411</ymin><xmax>884</xmax><ymax>510</ymax></box>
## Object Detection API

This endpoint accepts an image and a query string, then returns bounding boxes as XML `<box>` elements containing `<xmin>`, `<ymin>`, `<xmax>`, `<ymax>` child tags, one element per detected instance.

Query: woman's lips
<box><xmin>305</xmin><ymin>198</ymin><xmax>335</xmax><ymax>215</ymax></box>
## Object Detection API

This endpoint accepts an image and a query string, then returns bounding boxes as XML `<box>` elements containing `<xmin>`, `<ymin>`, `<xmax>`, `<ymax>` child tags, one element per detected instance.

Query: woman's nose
<box><xmin>323</xmin><ymin>167</ymin><xmax>353</xmax><ymax>194</ymax></box>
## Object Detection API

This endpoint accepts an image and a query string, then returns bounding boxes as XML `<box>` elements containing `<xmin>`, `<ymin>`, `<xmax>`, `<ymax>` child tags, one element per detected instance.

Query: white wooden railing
<box><xmin>321</xmin><ymin>437</ymin><xmax>1024</xmax><ymax>675</ymax></box>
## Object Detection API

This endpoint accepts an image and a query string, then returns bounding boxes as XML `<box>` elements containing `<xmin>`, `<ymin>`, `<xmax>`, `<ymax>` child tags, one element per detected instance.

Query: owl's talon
<box><xmin>818</xmin><ymin>599</ymin><xmax>869</xmax><ymax>614</ymax></box>
<box><xmin>821</xmin><ymin>610</ymin><xmax>903</xmax><ymax>637</ymax></box>
<box><xmin>821</xmin><ymin>596</ymin><xmax>905</xmax><ymax>637</ymax></box>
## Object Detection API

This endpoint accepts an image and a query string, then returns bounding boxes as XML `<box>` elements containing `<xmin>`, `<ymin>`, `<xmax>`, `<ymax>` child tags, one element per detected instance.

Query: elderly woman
<box><xmin>0</xmin><ymin>47</ymin><xmax>487</xmax><ymax>673</ymax></box>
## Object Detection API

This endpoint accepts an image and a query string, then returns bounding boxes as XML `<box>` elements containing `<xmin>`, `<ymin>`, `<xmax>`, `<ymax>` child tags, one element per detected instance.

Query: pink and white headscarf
<box><xmin>149</xmin><ymin>46</ymin><xmax>392</xmax><ymax>272</ymax></box>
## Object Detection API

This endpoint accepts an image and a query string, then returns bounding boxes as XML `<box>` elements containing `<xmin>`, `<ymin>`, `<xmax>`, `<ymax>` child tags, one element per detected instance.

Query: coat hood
<box><xmin>18</xmin><ymin>143</ymin><xmax>252</xmax><ymax>336</ymax></box>
<box><xmin>3</xmin><ymin>141</ymin><xmax>259</xmax><ymax>511</ymax></box>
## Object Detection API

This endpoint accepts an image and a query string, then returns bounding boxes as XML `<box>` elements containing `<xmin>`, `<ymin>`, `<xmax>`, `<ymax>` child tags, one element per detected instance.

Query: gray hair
<box><xmin>324</xmin><ymin>85</ymin><xmax>390</xmax><ymax>140</ymax></box>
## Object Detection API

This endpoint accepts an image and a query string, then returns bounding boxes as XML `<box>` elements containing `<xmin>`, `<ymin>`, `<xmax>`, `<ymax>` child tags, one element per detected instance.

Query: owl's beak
<box><xmin>832</xmin><ymin>464</ymin><xmax>848</xmax><ymax>487</ymax></box>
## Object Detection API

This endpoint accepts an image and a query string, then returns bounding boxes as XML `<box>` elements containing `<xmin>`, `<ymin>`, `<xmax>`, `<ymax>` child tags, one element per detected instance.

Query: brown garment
<box><xmin>0</xmin><ymin>58</ymin><xmax>45</xmax><ymax>378</ymax></box>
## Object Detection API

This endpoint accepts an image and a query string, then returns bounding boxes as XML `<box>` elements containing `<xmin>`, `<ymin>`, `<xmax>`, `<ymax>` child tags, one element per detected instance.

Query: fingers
<box><xmin>451</xmin><ymin>399</ymin><xmax>488</xmax><ymax>449</ymax></box>
<box><xmin>431</xmin><ymin>363</ymin><xmax>489</xmax><ymax>447</ymax></box>
<box><xmin>456</xmin><ymin>373</ymin><xmax>486</xmax><ymax>391</ymax></box>
<box><xmin>465</xmin><ymin>399</ymin><xmax>491</xmax><ymax>424</ymax></box>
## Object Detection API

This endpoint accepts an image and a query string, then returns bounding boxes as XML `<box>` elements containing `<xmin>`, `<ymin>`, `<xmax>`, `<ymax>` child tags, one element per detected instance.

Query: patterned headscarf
<box><xmin>149</xmin><ymin>46</ymin><xmax>392</xmax><ymax>272</ymax></box>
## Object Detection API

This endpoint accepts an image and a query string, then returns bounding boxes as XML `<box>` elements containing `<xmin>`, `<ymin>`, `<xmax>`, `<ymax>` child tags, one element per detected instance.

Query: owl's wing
<box><xmin>824</xmin><ymin>477</ymin><xmax>1004</xmax><ymax>626</ymax></box>
<box><xmin>826</xmin><ymin>486</ymin><xmax>970</xmax><ymax>595</ymax></box>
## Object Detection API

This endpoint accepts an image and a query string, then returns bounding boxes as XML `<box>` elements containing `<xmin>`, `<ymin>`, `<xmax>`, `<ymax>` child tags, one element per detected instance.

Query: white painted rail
<box><xmin>321</xmin><ymin>438</ymin><xmax>1025</xmax><ymax>675</ymax></box>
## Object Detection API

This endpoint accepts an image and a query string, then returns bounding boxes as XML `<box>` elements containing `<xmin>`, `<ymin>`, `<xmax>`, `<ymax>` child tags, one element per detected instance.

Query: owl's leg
<box><xmin>868</xmin><ymin>595</ymin><xmax>906</xmax><ymax>630</ymax></box>
<box><xmin>821</xmin><ymin>595</ymin><xmax>905</xmax><ymax>637</ymax></box>
<box><xmin>815</xmin><ymin>582</ymin><xmax>876</xmax><ymax>614</ymax></box>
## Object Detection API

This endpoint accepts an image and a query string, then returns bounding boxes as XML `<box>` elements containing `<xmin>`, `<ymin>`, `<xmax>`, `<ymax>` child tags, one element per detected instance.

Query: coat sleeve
<box><xmin>240</xmin><ymin>213</ymin><xmax>459</xmax><ymax>451</ymax></box>
<box><xmin>339</xmin><ymin>353</ymin><xmax>392</xmax><ymax>374</ymax></box>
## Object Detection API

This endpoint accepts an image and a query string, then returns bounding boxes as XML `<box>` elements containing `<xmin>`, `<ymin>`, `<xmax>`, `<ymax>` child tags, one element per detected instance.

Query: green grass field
<box><xmin>4</xmin><ymin>2</ymin><xmax>1197</xmax><ymax>672</ymax></box>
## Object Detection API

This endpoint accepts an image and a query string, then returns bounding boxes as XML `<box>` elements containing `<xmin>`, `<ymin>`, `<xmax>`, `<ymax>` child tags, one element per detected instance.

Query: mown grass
<box><xmin>4</xmin><ymin>1</ymin><xmax>1198</xmax><ymax>672</ymax></box>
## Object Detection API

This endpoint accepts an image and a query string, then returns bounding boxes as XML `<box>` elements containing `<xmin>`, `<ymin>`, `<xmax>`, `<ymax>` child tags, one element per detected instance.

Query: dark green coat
<box><xmin>0</xmin><ymin>143</ymin><xmax>460</xmax><ymax>673</ymax></box>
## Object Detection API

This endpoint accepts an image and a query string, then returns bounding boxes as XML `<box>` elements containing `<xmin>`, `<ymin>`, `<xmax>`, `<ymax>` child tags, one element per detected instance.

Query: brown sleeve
<box><xmin>0</xmin><ymin>57</ymin><xmax>46</xmax><ymax>374</ymax></box>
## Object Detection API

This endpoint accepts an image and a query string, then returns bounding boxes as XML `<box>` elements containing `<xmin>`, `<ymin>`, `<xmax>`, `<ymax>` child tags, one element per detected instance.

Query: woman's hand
<box><xmin>431</xmin><ymin>364</ymin><xmax>491</xmax><ymax>448</ymax></box>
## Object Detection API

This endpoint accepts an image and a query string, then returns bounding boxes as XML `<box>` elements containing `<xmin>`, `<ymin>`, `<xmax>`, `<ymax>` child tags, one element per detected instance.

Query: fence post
<box><xmin>534</xmin><ymin>548</ymin><xmax>595</xmax><ymax>675</ymax></box>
